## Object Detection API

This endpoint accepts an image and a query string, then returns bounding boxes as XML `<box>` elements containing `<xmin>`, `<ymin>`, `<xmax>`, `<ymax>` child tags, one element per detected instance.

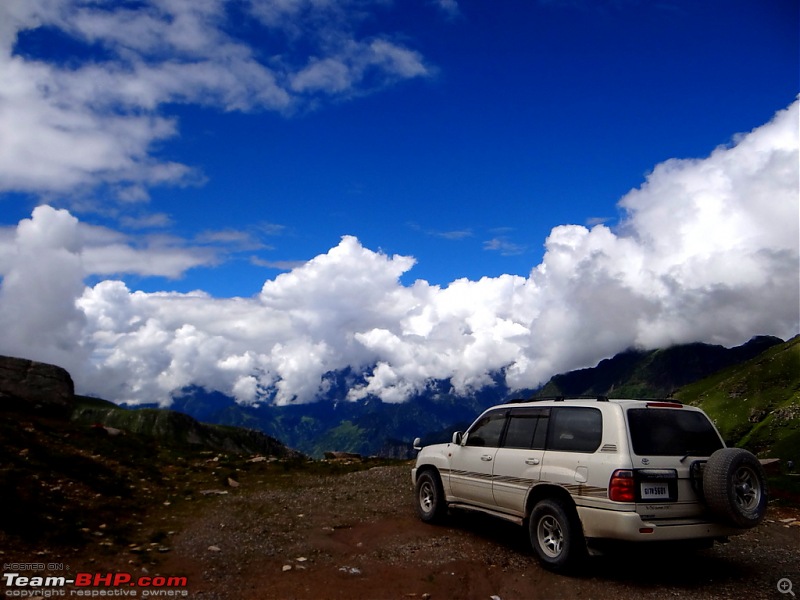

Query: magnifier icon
<box><xmin>779</xmin><ymin>578</ymin><xmax>796</xmax><ymax>597</ymax></box>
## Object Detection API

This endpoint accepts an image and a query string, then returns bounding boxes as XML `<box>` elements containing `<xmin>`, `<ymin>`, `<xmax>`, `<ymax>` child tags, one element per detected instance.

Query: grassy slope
<box><xmin>537</xmin><ymin>337</ymin><xmax>783</xmax><ymax>399</ymax></box>
<box><xmin>675</xmin><ymin>335</ymin><xmax>800</xmax><ymax>459</ymax></box>
<box><xmin>72</xmin><ymin>395</ymin><xmax>299</xmax><ymax>458</ymax></box>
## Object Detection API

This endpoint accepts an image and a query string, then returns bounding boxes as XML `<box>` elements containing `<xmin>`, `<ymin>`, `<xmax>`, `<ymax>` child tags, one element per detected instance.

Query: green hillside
<box><xmin>536</xmin><ymin>336</ymin><xmax>783</xmax><ymax>399</ymax></box>
<box><xmin>72</xmin><ymin>395</ymin><xmax>300</xmax><ymax>458</ymax></box>
<box><xmin>675</xmin><ymin>335</ymin><xmax>800</xmax><ymax>460</ymax></box>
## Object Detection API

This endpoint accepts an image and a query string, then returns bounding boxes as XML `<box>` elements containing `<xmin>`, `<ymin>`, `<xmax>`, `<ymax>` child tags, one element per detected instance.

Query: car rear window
<box><xmin>503</xmin><ymin>407</ymin><xmax>550</xmax><ymax>450</ymax></box>
<box><xmin>627</xmin><ymin>408</ymin><xmax>723</xmax><ymax>457</ymax></box>
<box><xmin>547</xmin><ymin>407</ymin><xmax>602</xmax><ymax>453</ymax></box>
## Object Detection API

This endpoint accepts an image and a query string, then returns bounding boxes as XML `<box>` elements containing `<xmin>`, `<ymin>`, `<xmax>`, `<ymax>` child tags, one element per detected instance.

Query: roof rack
<box><xmin>505</xmin><ymin>395</ymin><xmax>609</xmax><ymax>404</ymax></box>
<box><xmin>505</xmin><ymin>396</ymin><xmax>683</xmax><ymax>405</ymax></box>
<box><xmin>632</xmin><ymin>397</ymin><xmax>684</xmax><ymax>405</ymax></box>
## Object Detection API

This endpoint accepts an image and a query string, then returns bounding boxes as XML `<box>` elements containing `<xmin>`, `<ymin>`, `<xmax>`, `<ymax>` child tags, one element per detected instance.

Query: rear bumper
<box><xmin>578</xmin><ymin>506</ymin><xmax>742</xmax><ymax>542</ymax></box>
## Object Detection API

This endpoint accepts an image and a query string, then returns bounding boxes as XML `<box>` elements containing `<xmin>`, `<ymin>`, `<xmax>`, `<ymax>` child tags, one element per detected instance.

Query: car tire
<box><xmin>529</xmin><ymin>498</ymin><xmax>586</xmax><ymax>572</ymax></box>
<box><xmin>415</xmin><ymin>470</ymin><xmax>446</xmax><ymax>523</ymax></box>
<box><xmin>703</xmin><ymin>448</ymin><xmax>768</xmax><ymax>528</ymax></box>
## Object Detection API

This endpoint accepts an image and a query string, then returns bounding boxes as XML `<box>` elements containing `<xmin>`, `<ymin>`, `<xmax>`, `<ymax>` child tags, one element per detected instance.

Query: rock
<box><xmin>227</xmin><ymin>478</ymin><xmax>240</xmax><ymax>488</ymax></box>
<box><xmin>282</xmin><ymin>565</ymin><xmax>292</xmax><ymax>572</ymax></box>
<box><xmin>324</xmin><ymin>451</ymin><xmax>363</xmax><ymax>461</ymax></box>
<box><xmin>208</xmin><ymin>546</ymin><xmax>221</xmax><ymax>552</ymax></box>
<box><xmin>0</xmin><ymin>355</ymin><xmax>74</xmax><ymax>416</ymax></box>
<box><xmin>759</xmin><ymin>458</ymin><xmax>781</xmax><ymax>475</ymax></box>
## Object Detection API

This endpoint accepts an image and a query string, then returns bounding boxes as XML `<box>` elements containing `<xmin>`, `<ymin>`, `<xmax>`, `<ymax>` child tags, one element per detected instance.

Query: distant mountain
<box><xmin>535</xmin><ymin>336</ymin><xmax>784</xmax><ymax>399</ymax></box>
<box><xmin>676</xmin><ymin>335</ymin><xmax>800</xmax><ymax>458</ymax></box>
<box><xmin>158</xmin><ymin>336</ymin><xmax>790</xmax><ymax>459</ymax></box>
<box><xmin>166</xmin><ymin>374</ymin><xmax>514</xmax><ymax>459</ymax></box>
<box><xmin>529</xmin><ymin>334</ymin><xmax>797</xmax><ymax>458</ymax></box>
<box><xmin>18</xmin><ymin>335</ymin><xmax>780</xmax><ymax>461</ymax></box>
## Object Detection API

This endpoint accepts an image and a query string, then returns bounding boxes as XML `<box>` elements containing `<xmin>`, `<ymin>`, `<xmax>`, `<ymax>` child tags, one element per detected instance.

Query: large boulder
<box><xmin>0</xmin><ymin>355</ymin><xmax>74</xmax><ymax>416</ymax></box>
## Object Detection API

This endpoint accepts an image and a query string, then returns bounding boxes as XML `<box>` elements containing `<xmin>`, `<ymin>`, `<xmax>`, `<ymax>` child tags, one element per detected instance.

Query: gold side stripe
<box><xmin>441</xmin><ymin>469</ymin><xmax>608</xmax><ymax>498</ymax></box>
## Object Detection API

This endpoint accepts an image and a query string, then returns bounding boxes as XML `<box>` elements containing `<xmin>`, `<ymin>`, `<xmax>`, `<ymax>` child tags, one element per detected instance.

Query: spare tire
<box><xmin>703</xmin><ymin>448</ymin><xmax>767</xmax><ymax>528</ymax></box>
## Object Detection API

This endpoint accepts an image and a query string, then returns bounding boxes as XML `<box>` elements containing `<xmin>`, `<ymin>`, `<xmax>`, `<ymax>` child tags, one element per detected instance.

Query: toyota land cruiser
<box><xmin>411</xmin><ymin>397</ymin><xmax>767</xmax><ymax>572</ymax></box>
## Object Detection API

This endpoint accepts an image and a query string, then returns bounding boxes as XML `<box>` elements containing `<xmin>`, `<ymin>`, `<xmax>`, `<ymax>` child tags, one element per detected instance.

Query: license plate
<box><xmin>640</xmin><ymin>483</ymin><xmax>670</xmax><ymax>500</ymax></box>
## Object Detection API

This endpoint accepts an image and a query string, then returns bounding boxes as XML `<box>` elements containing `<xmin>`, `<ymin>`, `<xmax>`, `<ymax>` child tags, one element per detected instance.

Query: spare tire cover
<box><xmin>703</xmin><ymin>448</ymin><xmax>768</xmax><ymax>528</ymax></box>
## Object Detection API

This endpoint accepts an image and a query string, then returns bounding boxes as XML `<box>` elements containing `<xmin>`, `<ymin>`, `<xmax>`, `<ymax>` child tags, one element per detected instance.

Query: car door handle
<box><xmin>525</xmin><ymin>458</ymin><xmax>540</xmax><ymax>465</ymax></box>
<box><xmin>481</xmin><ymin>455</ymin><xmax>493</xmax><ymax>461</ymax></box>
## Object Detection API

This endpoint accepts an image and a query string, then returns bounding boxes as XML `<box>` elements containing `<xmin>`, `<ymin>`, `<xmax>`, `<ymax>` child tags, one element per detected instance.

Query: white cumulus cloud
<box><xmin>0</xmin><ymin>100</ymin><xmax>797</xmax><ymax>406</ymax></box>
<box><xmin>0</xmin><ymin>0</ymin><xmax>432</xmax><ymax>200</ymax></box>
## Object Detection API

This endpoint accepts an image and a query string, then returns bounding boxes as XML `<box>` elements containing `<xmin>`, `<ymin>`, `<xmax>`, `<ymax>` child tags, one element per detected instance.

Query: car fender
<box><xmin>414</xmin><ymin>443</ymin><xmax>455</xmax><ymax>492</ymax></box>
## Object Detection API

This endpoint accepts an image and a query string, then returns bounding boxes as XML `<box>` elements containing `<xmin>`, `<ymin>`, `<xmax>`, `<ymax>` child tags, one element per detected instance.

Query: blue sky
<box><xmin>3</xmin><ymin>0</ymin><xmax>797</xmax><ymax>294</ymax></box>
<box><xmin>168</xmin><ymin>0</ymin><xmax>793</xmax><ymax>294</ymax></box>
<box><xmin>0</xmin><ymin>0</ymin><xmax>798</xmax><ymax>405</ymax></box>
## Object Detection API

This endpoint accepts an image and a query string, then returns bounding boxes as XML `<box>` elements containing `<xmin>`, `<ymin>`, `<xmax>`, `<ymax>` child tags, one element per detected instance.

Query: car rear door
<box><xmin>539</xmin><ymin>406</ymin><xmax>605</xmax><ymax>494</ymax></box>
<box><xmin>492</xmin><ymin>407</ymin><xmax>549</xmax><ymax>515</ymax></box>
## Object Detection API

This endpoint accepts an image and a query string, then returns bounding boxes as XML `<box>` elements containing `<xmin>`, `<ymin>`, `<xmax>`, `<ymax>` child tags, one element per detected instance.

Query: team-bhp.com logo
<box><xmin>3</xmin><ymin>571</ymin><xmax>188</xmax><ymax>597</ymax></box>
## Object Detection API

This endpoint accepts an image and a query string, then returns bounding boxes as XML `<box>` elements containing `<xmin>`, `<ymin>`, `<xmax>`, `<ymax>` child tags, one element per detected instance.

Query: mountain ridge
<box><xmin>535</xmin><ymin>335</ymin><xmax>784</xmax><ymax>399</ymax></box>
<box><xmin>156</xmin><ymin>335</ymin><xmax>792</xmax><ymax>458</ymax></box>
<box><xmin>3</xmin><ymin>334</ymin><xmax>794</xmax><ymax>461</ymax></box>
<box><xmin>676</xmin><ymin>335</ymin><xmax>800</xmax><ymax>458</ymax></box>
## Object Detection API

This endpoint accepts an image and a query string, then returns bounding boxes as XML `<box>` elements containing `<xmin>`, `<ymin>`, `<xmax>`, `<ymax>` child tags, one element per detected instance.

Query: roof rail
<box><xmin>630</xmin><ymin>397</ymin><xmax>684</xmax><ymax>405</ymax></box>
<box><xmin>505</xmin><ymin>395</ymin><xmax>611</xmax><ymax>404</ymax></box>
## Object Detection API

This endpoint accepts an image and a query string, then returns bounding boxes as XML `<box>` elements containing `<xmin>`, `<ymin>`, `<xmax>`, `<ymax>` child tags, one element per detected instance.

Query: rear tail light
<box><xmin>609</xmin><ymin>469</ymin><xmax>635</xmax><ymax>502</ymax></box>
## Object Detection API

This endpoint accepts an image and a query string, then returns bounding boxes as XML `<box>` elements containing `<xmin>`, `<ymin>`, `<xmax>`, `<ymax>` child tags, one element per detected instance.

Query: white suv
<box><xmin>411</xmin><ymin>397</ymin><xmax>768</xmax><ymax>572</ymax></box>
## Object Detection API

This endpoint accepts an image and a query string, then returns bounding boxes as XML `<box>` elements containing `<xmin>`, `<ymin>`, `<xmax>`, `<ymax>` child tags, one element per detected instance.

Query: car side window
<box><xmin>465</xmin><ymin>410</ymin><xmax>508</xmax><ymax>447</ymax></box>
<box><xmin>502</xmin><ymin>408</ymin><xmax>550</xmax><ymax>450</ymax></box>
<box><xmin>547</xmin><ymin>407</ymin><xmax>602</xmax><ymax>453</ymax></box>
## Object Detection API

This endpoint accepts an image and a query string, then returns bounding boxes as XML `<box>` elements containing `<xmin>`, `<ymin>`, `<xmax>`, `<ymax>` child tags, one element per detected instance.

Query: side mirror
<box><xmin>413</xmin><ymin>437</ymin><xmax>422</xmax><ymax>451</ymax></box>
<box><xmin>452</xmin><ymin>431</ymin><xmax>463</xmax><ymax>445</ymax></box>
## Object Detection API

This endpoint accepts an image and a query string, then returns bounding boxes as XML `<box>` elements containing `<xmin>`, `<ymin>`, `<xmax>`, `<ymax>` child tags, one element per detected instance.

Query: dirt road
<box><xmin>144</xmin><ymin>462</ymin><xmax>799</xmax><ymax>600</ymax></box>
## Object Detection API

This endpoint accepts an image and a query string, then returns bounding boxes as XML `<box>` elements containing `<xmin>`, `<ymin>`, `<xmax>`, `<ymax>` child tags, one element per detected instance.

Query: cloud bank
<box><xmin>1</xmin><ymin>100</ymin><xmax>797</xmax><ymax>406</ymax></box>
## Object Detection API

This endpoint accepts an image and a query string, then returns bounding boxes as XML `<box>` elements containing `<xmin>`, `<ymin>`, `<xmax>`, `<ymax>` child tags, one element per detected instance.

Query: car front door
<box><xmin>448</xmin><ymin>409</ymin><xmax>508</xmax><ymax>508</ymax></box>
